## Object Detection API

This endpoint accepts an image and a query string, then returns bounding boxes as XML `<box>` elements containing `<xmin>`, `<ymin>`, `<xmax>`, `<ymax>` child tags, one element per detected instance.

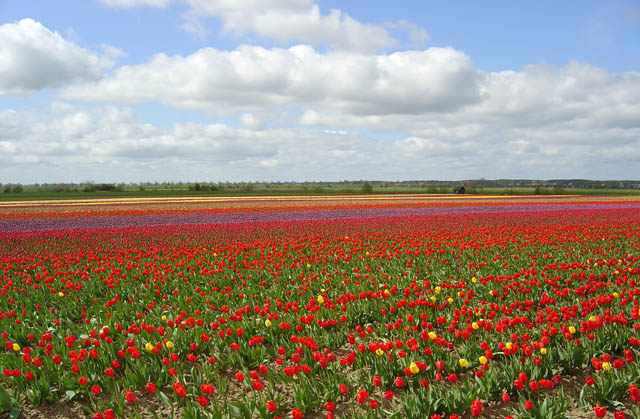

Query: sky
<box><xmin>1</xmin><ymin>1</ymin><xmax>639</xmax><ymax>183</ymax></box>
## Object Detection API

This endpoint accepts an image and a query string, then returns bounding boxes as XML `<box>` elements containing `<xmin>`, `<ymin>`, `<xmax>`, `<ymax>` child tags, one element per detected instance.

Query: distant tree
<box><xmin>82</xmin><ymin>183</ymin><xmax>120</xmax><ymax>192</ymax></box>
<box><xmin>361</xmin><ymin>183</ymin><xmax>373</xmax><ymax>193</ymax></box>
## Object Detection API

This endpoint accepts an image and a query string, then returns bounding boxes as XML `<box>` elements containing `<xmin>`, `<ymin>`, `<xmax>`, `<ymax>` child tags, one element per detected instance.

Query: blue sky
<box><xmin>1</xmin><ymin>0</ymin><xmax>639</xmax><ymax>182</ymax></box>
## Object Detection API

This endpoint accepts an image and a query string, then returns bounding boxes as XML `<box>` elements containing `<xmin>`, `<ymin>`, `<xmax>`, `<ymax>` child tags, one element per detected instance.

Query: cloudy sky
<box><xmin>1</xmin><ymin>1</ymin><xmax>639</xmax><ymax>183</ymax></box>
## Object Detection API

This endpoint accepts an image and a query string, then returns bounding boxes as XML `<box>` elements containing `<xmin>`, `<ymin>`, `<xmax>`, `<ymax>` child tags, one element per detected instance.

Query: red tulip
<box><xmin>124</xmin><ymin>390</ymin><xmax>136</xmax><ymax>403</ymax></box>
<box><xmin>594</xmin><ymin>405</ymin><xmax>607</xmax><ymax>418</ymax></box>
<box><xmin>266</xmin><ymin>400</ymin><xmax>277</xmax><ymax>413</ymax></box>
<box><xmin>145</xmin><ymin>382</ymin><xmax>156</xmax><ymax>394</ymax></box>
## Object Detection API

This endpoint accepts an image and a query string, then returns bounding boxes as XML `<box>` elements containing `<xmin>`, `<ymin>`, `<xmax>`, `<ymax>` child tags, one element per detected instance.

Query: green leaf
<box><xmin>65</xmin><ymin>390</ymin><xmax>77</xmax><ymax>400</ymax></box>
<box><xmin>228</xmin><ymin>403</ymin><xmax>242</xmax><ymax>418</ymax></box>
<box><xmin>157</xmin><ymin>391</ymin><xmax>171</xmax><ymax>407</ymax></box>
<box><xmin>0</xmin><ymin>386</ymin><xmax>13</xmax><ymax>411</ymax></box>
<box><xmin>578</xmin><ymin>386</ymin><xmax>588</xmax><ymax>409</ymax></box>
<box><xmin>9</xmin><ymin>407</ymin><xmax>21</xmax><ymax>419</ymax></box>
<box><xmin>61</xmin><ymin>377</ymin><xmax>75</xmax><ymax>390</ymax></box>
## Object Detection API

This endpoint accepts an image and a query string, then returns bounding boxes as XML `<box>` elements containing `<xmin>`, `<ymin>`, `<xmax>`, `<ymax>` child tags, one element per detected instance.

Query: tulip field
<box><xmin>2</xmin><ymin>194</ymin><xmax>640</xmax><ymax>419</ymax></box>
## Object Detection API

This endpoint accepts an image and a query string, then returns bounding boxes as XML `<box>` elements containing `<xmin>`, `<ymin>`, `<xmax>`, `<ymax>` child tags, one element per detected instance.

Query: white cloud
<box><xmin>99</xmin><ymin>0</ymin><xmax>420</xmax><ymax>52</ymax></box>
<box><xmin>387</xmin><ymin>20</ymin><xmax>430</xmax><ymax>45</ymax></box>
<box><xmin>240</xmin><ymin>113</ymin><xmax>265</xmax><ymax>130</ymax></box>
<box><xmin>1</xmin><ymin>102</ymin><xmax>639</xmax><ymax>183</ymax></box>
<box><xmin>2</xmin><ymin>11</ymin><xmax>639</xmax><ymax>182</ymax></box>
<box><xmin>61</xmin><ymin>45</ymin><xmax>482</xmax><ymax>115</ymax></box>
<box><xmin>0</xmin><ymin>104</ymin><xmax>386</xmax><ymax>182</ymax></box>
<box><xmin>0</xmin><ymin>19</ymin><xmax>113</xmax><ymax>95</ymax></box>
<box><xmin>52</xmin><ymin>41</ymin><xmax>640</xmax><ymax>181</ymax></box>
<box><xmin>101</xmin><ymin>44</ymin><xmax>126</xmax><ymax>59</ymax></box>
<box><xmin>60</xmin><ymin>44</ymin><xmax>640</xmax><ymax>138</ymax></box>
<box><xmin>187</xmin><ymin>1</ymin><xmax>394</xmax><ymax>51</ymax></box>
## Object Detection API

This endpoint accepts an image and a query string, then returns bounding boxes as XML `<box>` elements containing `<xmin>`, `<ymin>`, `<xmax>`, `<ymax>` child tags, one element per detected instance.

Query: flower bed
<box><xmin>1</xmin><ymin>196</ymin><xmax>639</xmax><ymax>418</ymax></box>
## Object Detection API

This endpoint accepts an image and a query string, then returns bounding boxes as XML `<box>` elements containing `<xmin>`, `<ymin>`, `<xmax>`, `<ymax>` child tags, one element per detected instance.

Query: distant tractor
<box><xmin>454</xmin><ymin>186</ymin><xmax>466</xmax><ymax>194</ymax></box>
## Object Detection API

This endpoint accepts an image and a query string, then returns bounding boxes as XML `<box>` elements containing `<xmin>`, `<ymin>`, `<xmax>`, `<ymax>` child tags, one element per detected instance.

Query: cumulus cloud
<box><xmin>2</xmin><ymin>11</ymin><xmax>639</xmax><ymax>182</ymax></box>
<box><xmin>99</xmin><ymin>0</ymin><xmax>421</xmax><ymax>51</ymax></box>
<box><xmin>60</xmin><ymin>43</ymin><xmax>640</xmax><ymax>139</ymax></box>
<box><xmin>61</xmin><ymin>45</ymin><xmax>482</xmax><ymax>115</ymax></box>
<box><xmin>185</xmin><ymin>0</ymin><xmax>394</xmax><ymax>51</ymax></box>
<box><xmin>386</xmin><ymin>20</ymin><xmax>430</xmax><ymax>46</ymax></box>
<box><xmin>1</xmin><ymin>102</ymin><xmax>639</xmax><ymax>183</ymax></box>
<box><xmin>0</xmin><ymin>19</ymin><xmax>113</xmax><ymax>95</ymax></box>
<box><xmin>0</xmin><ymin>104</ymin><xmax>386</xmax><ymax>182</ymax></box>
<box><xmin>299</xmin><ymin>61</ymin><xmax>640</xmax><ymax>140</ymax></box>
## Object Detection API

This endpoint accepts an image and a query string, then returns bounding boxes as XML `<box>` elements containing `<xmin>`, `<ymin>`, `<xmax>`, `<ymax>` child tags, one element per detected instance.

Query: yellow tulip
<box><xmin>145</xmin><ymin>342</ymin><xmax>154</xmax><ymax>352</ymax></box>
<box><xmin>409</xmin><ymin>362</ymin><xmax>419</xmax><ymax>374</ymax></box>
<box><xmin>265</xmin><ymin>319</ymin><xmax>272</xmax><ymax>327</ymax></box>
<box><xmin>540</xmin><ymin>347</ymin><xmax>547</xmax><ymax>355</ymax></box>
<box><xmin>478</xmin><ymin>356</ymin><xmax>487</xmax><ymax>365</ymax></box>
<box><xmin>568</xmin><ymin>326</ymin><xmax>576</xmax><ymax>334</ymax></box>
<box><xmin>317</xmin><ymin>295</ymin><xmax>324</xmax><ymax>304</ymax></box>
<box><xmin>602</xmin><ymin>362</ymin><xmax>611</xmax><ymax>371</ymax></box>
<box><xmin>375</xmin><ymin>348</ymin><xmax>384</xmax><ymax>356</ymax></box>
<box><xmin>165</xmin><ymin>341</ymin><xmax>174</xmax><ymax>349</ymax></box>
<box><xmin>458</xmin><ymin>359</ymin><xmax>468</xmax><ymax>368</ymax></box>
<box><xmin>428</xmin><ymin>332</ymin><xmax>437</xmax><ymax>340</ymax></box>
<box><xmin>12</xmin><ymin>343</ymin><xmax>20</xmax><ymax>352</ymax></box>
<box><xmin>472</xmin><ymin>322</ymin><xmax>479</xmax><ymax>330</ymax></box>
